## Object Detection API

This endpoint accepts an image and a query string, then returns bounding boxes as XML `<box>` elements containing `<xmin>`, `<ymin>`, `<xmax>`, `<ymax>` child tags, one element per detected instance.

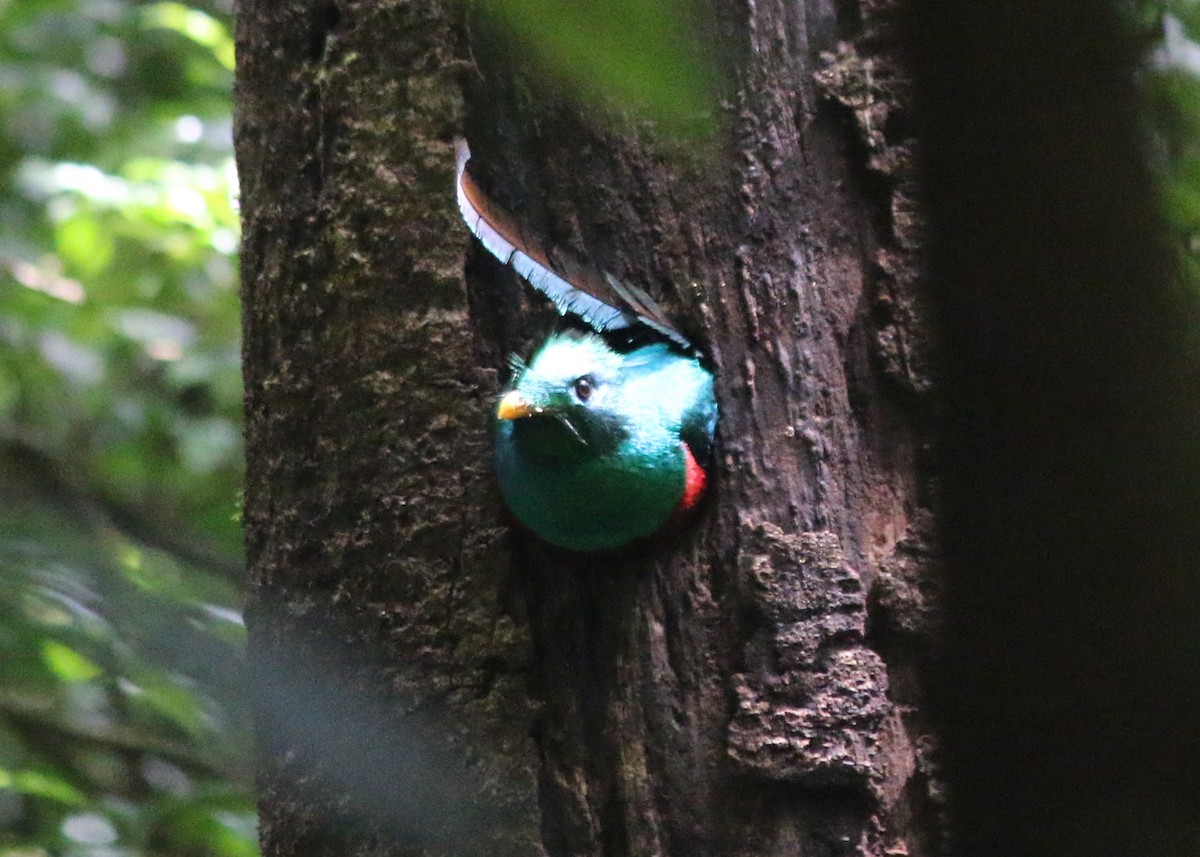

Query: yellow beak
<box><xmin>496</xmin><ymin>390</ymin><xmax>538</xmax><ymax>420</ymax></box>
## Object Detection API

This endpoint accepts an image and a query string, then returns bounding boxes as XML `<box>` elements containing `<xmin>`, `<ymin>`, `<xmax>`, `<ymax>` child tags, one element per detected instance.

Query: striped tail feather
<box><xmin>455</xmin><ymin>139</ymin><xmax>692</xmax><ymax>350</ymax></box>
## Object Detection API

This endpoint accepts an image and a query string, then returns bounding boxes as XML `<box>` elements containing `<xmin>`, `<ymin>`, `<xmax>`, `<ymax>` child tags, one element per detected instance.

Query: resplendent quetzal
<box><xmin>456</xmin><ymin>141</ymin><xmax>717</xmax><ymax>551</ymax></box>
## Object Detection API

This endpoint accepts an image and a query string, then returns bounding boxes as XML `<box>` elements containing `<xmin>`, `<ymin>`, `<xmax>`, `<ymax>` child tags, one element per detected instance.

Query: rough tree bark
<box><xmin>237</xmin><ymin>0</ymin><xmax>928</xmax><ymax>854</ymax></box>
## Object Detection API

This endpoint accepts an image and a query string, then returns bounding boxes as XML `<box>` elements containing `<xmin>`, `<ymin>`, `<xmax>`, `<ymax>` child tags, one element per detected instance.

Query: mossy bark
<box><xmin>237</xmin><ymin>2</ymin><xmax>542</xmax><ymax>855</ymax></box>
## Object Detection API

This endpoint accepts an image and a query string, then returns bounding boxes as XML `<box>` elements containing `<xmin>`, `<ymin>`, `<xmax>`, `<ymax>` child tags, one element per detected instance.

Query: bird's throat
<box><xmin>510</xmin><ymin>411</ymin><xmax>618</xmax><ymax>462</ymax></box>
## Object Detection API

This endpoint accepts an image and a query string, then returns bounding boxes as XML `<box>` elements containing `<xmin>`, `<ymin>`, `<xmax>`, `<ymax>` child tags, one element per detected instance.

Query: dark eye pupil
<box><xmin>573</xmin><ymin>376</ymin><xmax>593</xmax><ymax>402</ymax></box>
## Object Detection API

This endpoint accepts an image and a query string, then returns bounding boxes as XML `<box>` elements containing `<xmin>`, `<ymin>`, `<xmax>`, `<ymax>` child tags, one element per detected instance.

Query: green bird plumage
<box><xmin>494</xmin><ymin>332</ymin><xmax>716</xmax><ymax>551</ymax></box>
<box><xmin>455</xmin><ymin>140</ymin><xmax>718</xmax><ymax>550</ymax></box>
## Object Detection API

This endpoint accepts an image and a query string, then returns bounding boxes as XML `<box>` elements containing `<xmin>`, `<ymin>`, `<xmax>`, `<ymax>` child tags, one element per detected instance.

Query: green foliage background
<box><xmin>0</xmin><ymin>0</ymin><xmax>252</xmax><ymax>855</ymax></box>
<box><xmin>1148</xmin><ymin>1</ymin><xmax>1200</xmax><ymax>285</ymax></box>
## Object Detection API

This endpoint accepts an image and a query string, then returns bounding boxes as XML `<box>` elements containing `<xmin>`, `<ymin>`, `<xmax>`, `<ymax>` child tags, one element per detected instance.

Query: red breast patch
<box><xmin>679</xmin><ymin>442</ymin><xmax>708</xmax><ymax>513</ymax></box>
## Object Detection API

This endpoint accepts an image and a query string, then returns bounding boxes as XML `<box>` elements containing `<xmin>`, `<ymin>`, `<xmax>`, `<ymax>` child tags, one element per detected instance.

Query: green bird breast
<box><xmin>495</xmin><ymin>417</ymin><xmax>687</xmax><ymax>551</ymax></box>
<box><xmin>493</xmin><ymin>332</ymin><xmax>715</xmax><ymax>551</ymax></box>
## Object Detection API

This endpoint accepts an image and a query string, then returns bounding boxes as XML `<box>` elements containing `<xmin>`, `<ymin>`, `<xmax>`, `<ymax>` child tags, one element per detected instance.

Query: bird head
<box><xmin>496</xmin><ymin>332</ymin><xmax>636</xmax><ymax>460</ymax></box>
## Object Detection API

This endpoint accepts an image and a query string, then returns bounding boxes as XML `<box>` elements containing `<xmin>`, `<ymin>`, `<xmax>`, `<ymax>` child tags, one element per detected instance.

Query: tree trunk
<box><xmin>236</xmin><ymin>0</ymin><xmax>934</xmax><ymax>854</ymax></box>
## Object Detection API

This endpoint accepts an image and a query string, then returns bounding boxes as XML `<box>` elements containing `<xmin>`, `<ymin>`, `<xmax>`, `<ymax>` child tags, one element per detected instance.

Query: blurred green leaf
<box><xmin>141</xmin><ymin>3</ymin><xmax>235</xmax><ymax>72</ymax></box>
<box><xmin>55</xmin><ymin>214</ymin><xmax>114</xmax><ymax>277</ymax></box>
<box><xmin>40</xmin><ymin>641</ymin><xmax>102</xmax><ymax>683</ymax></box>
<box><xmin>482</xmin><ymin>0</ymin><xmax>719</xmax><ymax>138</ymax></box>
<box><xmin>0</xmin><ymin>768</ymin><xmax>86</xmax><ymax>806</ymax></box>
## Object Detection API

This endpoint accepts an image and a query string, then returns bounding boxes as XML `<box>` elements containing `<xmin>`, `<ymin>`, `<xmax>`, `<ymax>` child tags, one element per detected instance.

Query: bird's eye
<box><xmin>572</xmin><ymin>374</ymin><xmax>595</xmax><ymax>403</ymax></box>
